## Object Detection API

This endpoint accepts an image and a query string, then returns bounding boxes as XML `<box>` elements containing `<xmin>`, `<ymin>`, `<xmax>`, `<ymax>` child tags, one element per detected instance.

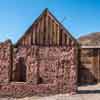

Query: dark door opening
<box><xmin>13</xmin><ymin>57</ymin><xmax>26</xmax><ymax>82</ymax></box>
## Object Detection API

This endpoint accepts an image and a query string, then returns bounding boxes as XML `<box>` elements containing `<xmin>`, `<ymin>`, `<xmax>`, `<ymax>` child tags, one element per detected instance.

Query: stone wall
<box><xmin>0</xmin><ymin>40</ymin><xmax>12</xmax><ymax>83</ymax></box>
<box><xmin>0</xmin><ymin>83</ymin><xmax>57</xmax><ymax>97</ymax></box>
<box><xmin>0</xmin><ymin>40</ymin><xmax>77</xmax><ymax>96</ymax></box>
<box><xmin>11</xmin><ymin>45</ymin><xmax>77</xmax><ymax>95</ymax></box>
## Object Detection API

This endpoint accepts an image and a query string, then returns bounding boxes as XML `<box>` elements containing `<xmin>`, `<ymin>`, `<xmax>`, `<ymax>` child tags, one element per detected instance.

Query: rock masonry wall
<box><xmin>0</xmin><ymin>41</ymin><xmax>77</xmax><ymax>96</ymax></box>
<box><xmin>0</xmin><ymin>40</ymin><xmax>12</xmax><ymax>83</ymax></box>
<box><xmin>12</xmin><ymin>46</ymin><xmax>77</xmax><ymax>96</ymax></box>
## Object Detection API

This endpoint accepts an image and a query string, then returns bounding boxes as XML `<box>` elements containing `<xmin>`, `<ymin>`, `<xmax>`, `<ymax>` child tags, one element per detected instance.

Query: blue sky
<box><xmin>0</xmin><ymin>0</ymin><xmax>100</xmax><ymax>43</ymax></box>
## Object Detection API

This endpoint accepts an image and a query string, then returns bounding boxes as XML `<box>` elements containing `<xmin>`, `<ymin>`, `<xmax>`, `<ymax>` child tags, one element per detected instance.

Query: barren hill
<box><xmin>78</xmin><ymin>32</ymin><xmax>100</xmax><ymax>46</ymax></box>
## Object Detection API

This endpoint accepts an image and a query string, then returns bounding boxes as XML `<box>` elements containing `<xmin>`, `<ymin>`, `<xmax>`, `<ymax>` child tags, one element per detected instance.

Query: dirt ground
<box><xmin>1</xmin><ymin>84</ymin><xmax>100</xmax><ymax>100</ymax></box>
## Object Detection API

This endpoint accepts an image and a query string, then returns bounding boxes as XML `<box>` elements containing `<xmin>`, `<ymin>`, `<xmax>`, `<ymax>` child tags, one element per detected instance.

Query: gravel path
<box><xmin>1</xmin><ymin>84</ymin><xmax>100</xmax><ymax>100</ymax></box>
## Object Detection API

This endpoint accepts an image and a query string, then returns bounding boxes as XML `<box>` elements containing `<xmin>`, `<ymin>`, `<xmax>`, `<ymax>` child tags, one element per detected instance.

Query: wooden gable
<box><xmin>16</xmin><ymin>8</ymin><xmax>77</xmax><ymax>46</ymax></box>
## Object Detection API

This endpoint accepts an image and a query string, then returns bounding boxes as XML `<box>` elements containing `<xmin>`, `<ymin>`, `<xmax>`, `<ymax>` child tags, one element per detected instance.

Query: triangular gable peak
<box><xmin>16</xmin><ymin>8</ymin><xmax>77</xmax><ymax>46</ymax></box>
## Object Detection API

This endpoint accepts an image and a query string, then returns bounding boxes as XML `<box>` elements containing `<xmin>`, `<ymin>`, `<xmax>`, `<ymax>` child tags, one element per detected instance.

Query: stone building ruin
<box><xmin>0</xmin><ymin>8</ymin><xmax>99</xmax><ymax>97</ymax></box>
<box><xmin>0</xmin><ymin>9</ymin><xmax>78</xmax><ymax>96</ymax></box>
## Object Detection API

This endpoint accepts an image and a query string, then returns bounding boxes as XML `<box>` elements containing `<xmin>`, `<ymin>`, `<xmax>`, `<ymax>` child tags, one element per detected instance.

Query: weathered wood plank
<box><xmin>53</xmin><ymin>21</ymin><xmax>57</xmax><ymax>45</ymax></box>
<box><xmin>62</xmin><ymin>30</ymin><xmax>65</xmax><ymax>45</ymax></box>
<box><xmin>22</xmin><ymin>38</ymin><xmax>25</xmax><ymax>45</ymax></box>
<box><xmin>59</xmin><ymin>29</ymin><xmax>62</xmax><ymax>45</ymax></box>
<box><xmin>35</xmin><ymin>23</ymin><xmax>37</xmax><ymax>44</ymax></box>
<box><xmin>65</xmin><ymin>33</ymin><xmax>67</xmax><ymax>45</ymax></box>
<box><xmin>57</xmin><ymin>25</ymin><xmax>59</xmax><ymax>45</ymax></box>
<box><xmin>45</xmin><ymin>13</ymin><xmax>49</xmax><ymax>45</ymax></box>
<box><xmin>43</xmin><ymin>15</ymin><xmax>46</xmax><ymax>44</ymax></box>
<box><xmin>32</xmin><ymin>26</ymin><xmax>35</xmax><ymax>45</ymax></box>
<box><xmin>40</xmin><ymin>17</ymin><xmax>44</xmax><ymax>45</ymax></box>
<box><xmin>49</xmin><ymin>18</ymin><xmax>53</xmax><ymax>45</ymax></box>
<box><xmin>52</xmin><ymin>20</ymin><xmax>54</xmax><ymax>45</ymax></box>
<box><xmin>28</xmin><ymin>31</ymin><xmax>31</xmax><ymax>45</ymax></box>
<box><xmin>37</xmin><ymin>21</ymin><xmax>40</xmax><ymax>45</ymax></box>
<box><xmin>24</xmin><ymin>36</ymin><xmax>28</xmax><ymax>45</ymax></box>
<box><xmin>67</xmin><ymin>36</ymin><xmax>70</xmax><ymax>46</ymax></box>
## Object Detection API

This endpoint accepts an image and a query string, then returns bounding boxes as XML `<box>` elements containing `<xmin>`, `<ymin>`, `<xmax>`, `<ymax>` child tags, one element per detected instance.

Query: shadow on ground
<box><xmin>78</xmin><ymin>90</ymin><xmax>100</xmax><ymax>94</ymax></box>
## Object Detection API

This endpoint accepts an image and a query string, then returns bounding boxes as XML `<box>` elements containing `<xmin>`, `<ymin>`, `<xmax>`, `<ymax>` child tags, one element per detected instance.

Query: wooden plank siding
<box><xmin>16</xmin><ymin>9</ymin><xmax>76</xmax><ymax>47</ymax></box>
<box><xmin>78</xmin><ymin>48</ymin><xmax>100</xmax><ymax>85</ymax></box>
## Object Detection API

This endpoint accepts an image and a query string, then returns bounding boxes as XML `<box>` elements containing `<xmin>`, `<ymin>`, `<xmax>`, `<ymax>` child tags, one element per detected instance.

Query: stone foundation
<box><xmin>0</xmin><ymin>82</ymin><xmax>76</xmax><ymax>97</ymax></box>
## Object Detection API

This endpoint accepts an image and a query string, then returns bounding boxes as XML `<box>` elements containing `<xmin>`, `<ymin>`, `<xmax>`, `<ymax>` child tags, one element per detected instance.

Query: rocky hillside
<box><xmin>78</xmin><ymin>32</ymin><xmax>100</xmax><ymax>46</ymax></box>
